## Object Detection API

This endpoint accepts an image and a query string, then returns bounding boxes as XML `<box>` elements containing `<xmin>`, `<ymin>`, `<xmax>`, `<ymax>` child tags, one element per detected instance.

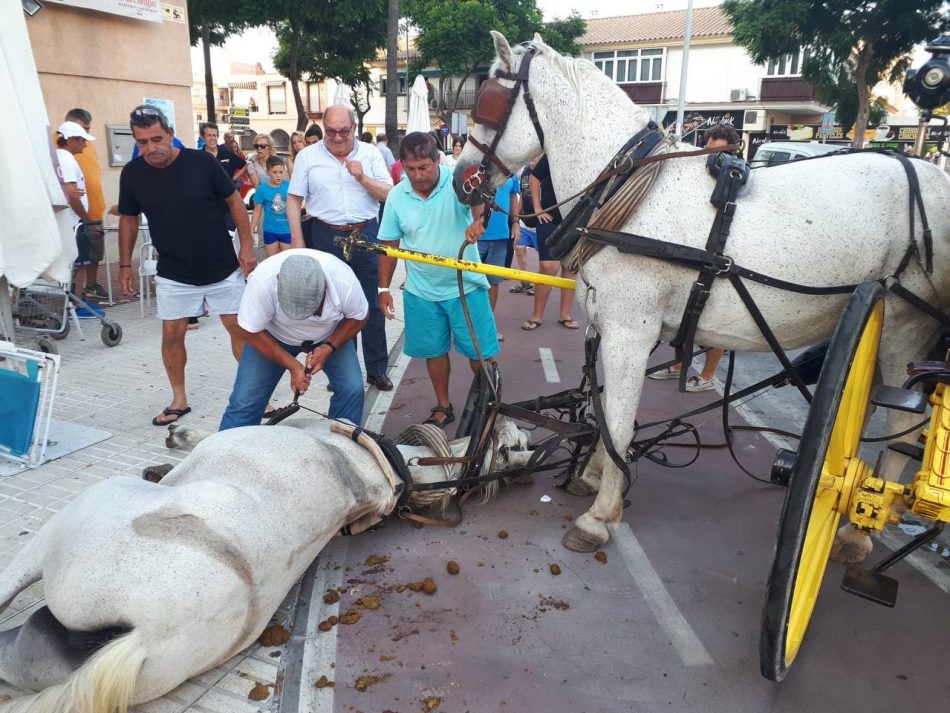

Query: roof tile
<box><xmin>579</xmin><ymin>6</ymin><xmax>733</xmax><ymax>47</ymax></box>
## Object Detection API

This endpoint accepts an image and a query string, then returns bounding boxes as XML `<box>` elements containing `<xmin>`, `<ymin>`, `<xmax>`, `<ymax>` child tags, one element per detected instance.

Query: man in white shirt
<box><xmin>287</xmin><ymin>105</ymin><xmax>395</xmax><ymax>391</ymax></box>
<box><xmin>219</xmin><ymin>250</ymin><xmax>369</xmax><ymax>429</ymax></box>
<box><xmin>55</xmin><ymin>122</ymin><xmax>97</xmax><ymax>289</ymax></box>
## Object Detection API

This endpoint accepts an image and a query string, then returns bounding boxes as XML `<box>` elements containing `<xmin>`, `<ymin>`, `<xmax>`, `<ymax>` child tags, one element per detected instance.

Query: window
<box><xmin>593</xmin><ymin>48</ymin><xmax>664</xmax><ymax>83</ymax></box>
<box><xmin>380</xmin><ymin>76</ymin><xmax>408</xmax><ymax>95</ymax></box>
<box><xmin>306</xmin><ymin>82</ymin><xmax>321</xmax><ymax>112</ymax></box>
<box><xmin>766</xmin><ymin>49</ymin><xmax>808</xmax><ymax>77</ymax></box>
<box><xmin>267</xmin><ymin>85</ymin><xmax>286</xmax><ymax>114</ymax></box>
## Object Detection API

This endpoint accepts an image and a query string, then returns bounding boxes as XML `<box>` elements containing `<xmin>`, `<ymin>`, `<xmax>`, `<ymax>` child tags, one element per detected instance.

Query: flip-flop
<box><xmin>521</xmin><ymin>319</ymin><xmax>542</xmax><ymax>331</ymax></box>
<box><xmin>152</xmin><ymin>407</ymin><xmax>191</xmax><ymax>426</ymax></box>
<box><xmin>558</xmin><ymin>318</ymin><xmax>580</xmax><ymax>329</ymax></box>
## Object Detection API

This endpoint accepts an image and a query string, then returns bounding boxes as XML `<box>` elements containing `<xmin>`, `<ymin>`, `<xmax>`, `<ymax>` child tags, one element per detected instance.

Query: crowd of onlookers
<box><xmin>51</xmin><ymin>101</ymin><xmax>597</xmax><ymax>435</ymax></box>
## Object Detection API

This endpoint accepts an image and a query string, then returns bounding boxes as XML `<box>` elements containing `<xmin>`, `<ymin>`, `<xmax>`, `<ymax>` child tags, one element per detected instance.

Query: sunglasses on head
<box><xmin>325</xmin><ymin>127</ymin><xmax>352</xmax><ymax>138</ymax></box>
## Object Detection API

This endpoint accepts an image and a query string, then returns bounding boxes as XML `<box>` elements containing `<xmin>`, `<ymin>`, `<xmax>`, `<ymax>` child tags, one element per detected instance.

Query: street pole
<box><xmin>674</xmin><ymin>0</ymin><xmax>694</xmax><ymax>143</ymax></box>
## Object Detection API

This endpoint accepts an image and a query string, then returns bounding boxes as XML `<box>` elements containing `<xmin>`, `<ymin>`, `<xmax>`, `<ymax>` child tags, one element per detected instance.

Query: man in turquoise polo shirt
<box><xmin>378</xmin><ymin>132</ymin><xmax>498</xmax><ymax>428</ymax></box>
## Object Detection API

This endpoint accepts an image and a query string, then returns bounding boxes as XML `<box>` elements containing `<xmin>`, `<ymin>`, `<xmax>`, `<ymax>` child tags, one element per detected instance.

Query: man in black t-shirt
<box><xmin>118</xmin><ymin>105</ymin><xmax>257</xmax><ymax>427</ymax></box>
<box><xmin>200</xmin><ymin>122</ymin><xmax>247</xmax><ymax>224</ymax></box>
<box><xmin>520</xmin><ymin>154</ymin><xmax>579</xmax><ymax>332</ymax></box>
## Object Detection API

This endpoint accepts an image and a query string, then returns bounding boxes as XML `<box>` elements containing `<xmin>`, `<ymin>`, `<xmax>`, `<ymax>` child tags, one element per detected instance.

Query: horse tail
<box><xmin>0</xmin><ymin>629</ymin><xmax>147</xmax><ymax>713</ymax></box>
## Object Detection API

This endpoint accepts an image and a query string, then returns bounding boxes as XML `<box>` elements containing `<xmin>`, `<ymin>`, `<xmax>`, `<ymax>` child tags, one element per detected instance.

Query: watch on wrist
<box><xmin>377</xmin><ymin>287</ymin><xmax>390</xmax><ymax>293</ymax></box>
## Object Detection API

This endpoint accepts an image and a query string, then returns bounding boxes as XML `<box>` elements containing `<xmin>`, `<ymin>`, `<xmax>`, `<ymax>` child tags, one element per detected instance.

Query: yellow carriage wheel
<box><xmin>760</xmin><ymin>281</ymin><xmax>884</xmax><ymax>682</ymax></box>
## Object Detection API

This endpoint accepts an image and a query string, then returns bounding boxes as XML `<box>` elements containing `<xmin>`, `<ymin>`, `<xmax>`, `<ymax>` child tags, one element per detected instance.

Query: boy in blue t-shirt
<box><xmin>251</xmin><ymin>156</ymin><xmax>293</xmax><ymax>256</ymax></box>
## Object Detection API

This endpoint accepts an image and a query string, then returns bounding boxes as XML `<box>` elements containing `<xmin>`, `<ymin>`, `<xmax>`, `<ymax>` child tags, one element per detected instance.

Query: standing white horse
<box><xmin>0</xmin><ymin>417</ymin><xmax>531</xmax><ymax>713</ymax></box>
<box><xmin>453</xmin><ymin>32</ymin><xmax>950</xmax><ymax>553</ymax></box>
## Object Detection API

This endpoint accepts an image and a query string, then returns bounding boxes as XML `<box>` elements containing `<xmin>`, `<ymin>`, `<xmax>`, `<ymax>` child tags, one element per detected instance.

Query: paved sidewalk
<box><xmin>0</xmin><ymin>259</ymin><xmax>406</xmax><ymax>711</ymax></box>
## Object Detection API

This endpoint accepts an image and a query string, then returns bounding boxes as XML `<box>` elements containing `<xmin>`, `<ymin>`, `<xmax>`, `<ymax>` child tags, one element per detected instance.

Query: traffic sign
<box><xmin>819</xmin><ymin>111</ymin><xmax>836</xmax><ymax>136</ymax></box>
<box><xmin>439</xmin><ymin>124</ymin><xmax>450</xmax><ymax>137</ymax></box>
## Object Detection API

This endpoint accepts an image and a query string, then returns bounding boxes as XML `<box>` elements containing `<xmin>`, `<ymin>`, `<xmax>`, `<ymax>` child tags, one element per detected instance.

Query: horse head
<box><xmin>453</xmin><ymin>31</ymin><xmax>552</xmax><ymax>205</ymax></box>
<box><xmin>405</xmin><ymin>414</ymin><xmax>535</xmax><ymax>510</ymax></box>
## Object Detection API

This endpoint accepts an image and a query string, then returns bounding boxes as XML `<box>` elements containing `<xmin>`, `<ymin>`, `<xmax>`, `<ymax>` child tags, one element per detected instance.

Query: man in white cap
<box><xmin>55</xmin><ymin>121</ymin><xmax>100</xmax><ymax>295</ymax></box>
<box><xmin>219</xmin><ymin>249</ymin><xmax>369</xmax><ymax>429</ymax></box>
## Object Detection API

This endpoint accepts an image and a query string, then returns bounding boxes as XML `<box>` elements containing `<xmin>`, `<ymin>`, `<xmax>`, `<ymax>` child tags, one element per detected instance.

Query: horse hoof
<box><xmin>562</xmin><ymin>524</ymin><xmax>607</xmax><ymax>552</ymax></box>
<box><xmin>829</xmin><ymin>525</ymin><xmax>873</xmax><ymax>564</ymax></box>
<box><xmin>142</xmin><ymin>463</ymin><xmax>174</xmax><ymax>483</ymax></box>
<box><xmin>564</xmin><ymin>478</ymin><xmax>598</xmax><ymax>497</ymax></box>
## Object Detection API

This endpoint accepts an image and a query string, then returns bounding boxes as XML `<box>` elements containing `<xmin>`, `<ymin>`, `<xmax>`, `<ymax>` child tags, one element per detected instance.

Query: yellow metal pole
<box><xmin>339</xmin><ymin>235</ymin><xmax>577</xmax><ymax>290</ymax></box>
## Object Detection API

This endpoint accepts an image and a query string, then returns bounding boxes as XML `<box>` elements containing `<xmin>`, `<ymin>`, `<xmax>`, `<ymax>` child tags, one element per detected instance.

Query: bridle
<box><xmin>462</xmin><ymin>46</ymin><xmax>546</xmax><ymax>197</ymax></box>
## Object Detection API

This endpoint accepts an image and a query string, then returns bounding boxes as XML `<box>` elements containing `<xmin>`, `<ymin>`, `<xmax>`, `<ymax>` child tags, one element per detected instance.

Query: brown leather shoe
<box><xmin>367</xmin><ymin>374</ymin><xmax>393</xmax><ymax>391</ymax></box>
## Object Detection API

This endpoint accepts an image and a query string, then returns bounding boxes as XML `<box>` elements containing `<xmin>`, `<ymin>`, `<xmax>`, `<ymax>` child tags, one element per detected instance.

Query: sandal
<box><xmin>521</xmin><ymin>319</ymin><xmax>542</xmax><ymax>331</ymax></box>
<box><xmin>424</xmin><ymin>404</ymin><xmax>455</xmax><ymax>428</ymax></box>
<box><xmin>558</xmin><ymin>318</ymin><xmax>580</xmax><ymax>329</ymax></box>
<box><xmin>152</xmin><ymin>407</ymin><xmax>191</xmax><ymax>426</ymax></box>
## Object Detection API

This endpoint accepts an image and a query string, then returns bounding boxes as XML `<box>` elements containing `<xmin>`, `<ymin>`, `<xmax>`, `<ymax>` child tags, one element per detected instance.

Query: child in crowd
<box><xmin>251</xmin><ymin>156</ymin><xmax>293</xmax><ymax>257</ymax></box>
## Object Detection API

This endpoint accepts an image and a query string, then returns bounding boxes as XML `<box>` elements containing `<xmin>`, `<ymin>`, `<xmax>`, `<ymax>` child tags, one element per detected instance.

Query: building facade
<box><xmin>191</xmin><ymin>62</ymin><xmax>331</xmax><ymax>153</ymax></box>
<box><xmin>25</xmin><ymin>0</ymin><xmax>194</xmax><ymax>203</ymax></box>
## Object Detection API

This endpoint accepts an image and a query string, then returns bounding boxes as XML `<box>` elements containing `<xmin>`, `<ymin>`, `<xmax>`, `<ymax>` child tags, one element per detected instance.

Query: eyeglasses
<box><xmin>325</xmin><ymin>127</ymin><xmax>352</xmax><ymax>139</ymax></box>
<box><xmin>254</xmin><ymin>144</ymin><xmax>270</xmax><ymax>149</ymax></box>
<box><xmin>130</xmin><ymin>105</ymin><xmax>168</xmax><ymax>128</ymax></box>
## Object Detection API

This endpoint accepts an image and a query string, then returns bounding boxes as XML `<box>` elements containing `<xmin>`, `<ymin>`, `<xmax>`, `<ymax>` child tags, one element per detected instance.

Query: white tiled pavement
<box><xmin>0</xmin><ymin>256</ymin><xmax>406</xmax><ymax>711</ymax></box>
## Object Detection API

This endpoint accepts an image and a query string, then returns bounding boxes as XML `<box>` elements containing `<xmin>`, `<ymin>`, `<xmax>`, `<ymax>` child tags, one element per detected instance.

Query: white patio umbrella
<box><xmin>407</xmin><ymin>75</ymin><xmax>432</xmax><ymax>134</ymax></box>
<box><xmin>0</xmin><ymin>0</ymin><xmax>72</xmax><ymax>291</ymax></box>
<box><xmin>333</xmin><ymin>82</ymin><xmax>350</xmax><ymax>106</ymax></box>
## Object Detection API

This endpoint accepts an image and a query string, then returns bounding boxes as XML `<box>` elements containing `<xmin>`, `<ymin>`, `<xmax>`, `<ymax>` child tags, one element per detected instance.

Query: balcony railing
<box><xmin>618</xmin><ymin>82</ymin><xmax>664</xmax><ymax>105</ymax></box>
<box><xmin>437</xmin><ymin>88</ymin><xmax>477</xmax><ymax>110</ymax></box>
<box><xmin>759</xmin><ymin>77</ymin><xmax>817</xmax><ymax>102</ymax></box>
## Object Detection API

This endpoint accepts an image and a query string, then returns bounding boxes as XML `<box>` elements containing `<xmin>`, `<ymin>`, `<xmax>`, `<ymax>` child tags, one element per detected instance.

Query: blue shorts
<box><xmin>263</xmin><ymin>231</ymin><xmax>292</xmax><ymax>246</ymax></box>
<box><xmin>403</xmin><ymin>288</ymin><xmax>500</xmax><ymax>360</ymax></box>
<box><xmin>517</xmin><ymin>227</ymin><xmax>538</xmax><ymax>251</ymax></box>
<box><xmin>478</xmin><ymin>239</ymin><xmax>508</xmax><ymax>285</ymax></box>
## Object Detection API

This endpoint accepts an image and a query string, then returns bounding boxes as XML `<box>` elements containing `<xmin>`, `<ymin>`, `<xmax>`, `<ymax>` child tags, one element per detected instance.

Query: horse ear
<box><xmin>533</xmin><ymin>32</ymin><xmax>543</xmax><ymax>45</ymax></box>
<box><xmin>491</xmin><ymin>31</ymin><xmax>514</xmax><ymax>69</ymax></box>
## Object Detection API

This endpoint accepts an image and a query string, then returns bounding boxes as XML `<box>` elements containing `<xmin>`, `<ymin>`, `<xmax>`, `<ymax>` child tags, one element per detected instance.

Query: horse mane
<box><xmin>492</xmin><ymin>39</ymin><xmax>650</xmax><ymax>129</ymax></box>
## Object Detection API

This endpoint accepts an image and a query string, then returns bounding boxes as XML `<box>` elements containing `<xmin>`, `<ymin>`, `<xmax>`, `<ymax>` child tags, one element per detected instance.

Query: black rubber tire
<box><xmin>50</xmin><ymin>316</ymin><xmax>70</xmax><ymax>341</ymax></box>
<box><xmin>101</xmin><ymin>322</ymin><xmax>123</xmax><ymax>347</ymax></box>
<box><xmin>759</xmin><ymin>280</ymin><xmax>884</xmax><ymax>681</ymax></box>
<box><xmin>36</xmin><ymin>336</ymin><xmax>58</xmax><ymax>355</ymax></box>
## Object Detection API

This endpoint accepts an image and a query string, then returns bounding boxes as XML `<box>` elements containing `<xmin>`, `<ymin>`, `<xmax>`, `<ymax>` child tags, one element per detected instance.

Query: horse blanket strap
<box><xmin>671</xmin><ymin>161</ymin><xmax>748</xmax><ymax>391</ymax></box>
<box><xmin>583</xmin><ymin>332</ymin><xmax>633</xmax><ymax>494</ymax></box>
<box><xmin>582</xmin><ymin>228</ymin><xmax>861</xmax><ymax>296</ymax></box>
<box><xmin>888</xmin><ymin>281</ymin><xmax>950</xmax><ymax>328</ymax></box>
<box><xmin>890</xmin><ymin>151</ymin><xmax>934</xmax><ymax>276</ymax></box>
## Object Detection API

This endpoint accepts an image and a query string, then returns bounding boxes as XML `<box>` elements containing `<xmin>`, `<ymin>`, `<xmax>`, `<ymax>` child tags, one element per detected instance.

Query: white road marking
<box><xmin>612</xmin><ymin>522</ymin><xmax>714</xmax><ymax>667</ymax></box>
<box><xmin>298</xmin><ymin>539</ymin><xmax>349</xmax><ymax>713</ymax></box>
<box><xmin>364</xmin><ymin>340</ymin><xmax>410</xmax><ymax>432</ymax></box>
<box><xmin>539</xmin><ymin>347</ymin><xmax>561</xmax><ymax>383</ymax></box>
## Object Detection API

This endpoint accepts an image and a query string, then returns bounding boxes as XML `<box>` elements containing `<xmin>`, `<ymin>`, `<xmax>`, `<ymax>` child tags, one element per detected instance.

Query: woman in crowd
<box><xmin>440</xmin><ymin>136</ymin><xmax>465</xmax><ymax>169</ymax></box>
<box><xmin>247</xmin><ymin>133</ymin><xmax>275</xmax><ymax>188</ymax></box>
<box><xmin>289</xmin><ymin>131</ymin><xmax>306</xmax><ymax>174</ymax></box>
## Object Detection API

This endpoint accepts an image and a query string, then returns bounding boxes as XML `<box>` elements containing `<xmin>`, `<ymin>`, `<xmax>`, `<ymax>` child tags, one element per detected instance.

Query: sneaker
<box><xmin>83</xmin><ymin>284</ymin><xmax>109</xmax><ymax>299</ymax></box>
<box><xmin>648</xmin><ymin>366</ymin><xmax>681</xmax><ymax>380</ymax></box>
<box><xmin>684</xmin><ymin>375</ymin><xmax>715</xmax><ymax>392</ymax></box>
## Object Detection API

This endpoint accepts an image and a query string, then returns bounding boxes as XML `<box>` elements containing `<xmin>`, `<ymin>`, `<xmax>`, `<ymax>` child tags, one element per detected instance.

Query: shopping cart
<box><xmin>10</xmin><ymin>278</ymin><xmax>122</xmax><ymax>355</ymax></box>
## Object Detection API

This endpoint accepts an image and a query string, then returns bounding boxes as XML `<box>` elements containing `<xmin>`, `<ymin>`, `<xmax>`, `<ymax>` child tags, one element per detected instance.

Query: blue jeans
<box><xmin>219</xmin><ymin>337</ymin><xmax>364</xmax><ymax>429</ymax></box>
<box><xmin>308</xmin><ymin>218</ymin><xmax>389</xmax><ymax>378</ymax></box>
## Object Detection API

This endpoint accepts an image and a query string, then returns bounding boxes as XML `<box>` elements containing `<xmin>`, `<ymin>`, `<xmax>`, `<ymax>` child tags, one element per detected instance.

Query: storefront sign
<box><xmin>661</xmin><ymin>110</ymin><xmax>744</xmax><ymax>134</ymax></box>
<box><xmin>48</xmin><ymin>0</ymin><xmax>162</xmax><ymax>23</ymax></box>
<box><xmin>770</xmin><ymin>122</ymin><xmax>948</xmax><ymax>144</ymax></box>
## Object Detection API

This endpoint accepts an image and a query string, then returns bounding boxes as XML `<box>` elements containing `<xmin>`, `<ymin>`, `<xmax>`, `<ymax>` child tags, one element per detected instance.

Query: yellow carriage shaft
<box><xmin>339</xmin><ymin>234</ymin><xmax>577</xmax><ymax>290</ymax></box>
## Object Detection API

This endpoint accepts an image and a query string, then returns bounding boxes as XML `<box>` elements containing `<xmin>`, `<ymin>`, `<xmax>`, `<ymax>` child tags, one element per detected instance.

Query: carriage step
<box><xmin>870</xmin><ymin>385</ymin><xmax>927</xmax><ymax>414</ymax></box>
<box><xmin>841</xmin><ymin>565</ymin><xmax>899</xmax><ymax>607</ymax></box>
<box><xmin>887</xmin><ymin>442</ymin><xmax>925</xmax><ymax>461</ymax></box>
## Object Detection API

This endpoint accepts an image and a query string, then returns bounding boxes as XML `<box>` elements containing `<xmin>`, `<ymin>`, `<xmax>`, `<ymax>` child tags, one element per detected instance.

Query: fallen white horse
<box><xmin>0</xmin><ymin>417</ymin><xmax>531</xmax><ymax>712</ymax></box>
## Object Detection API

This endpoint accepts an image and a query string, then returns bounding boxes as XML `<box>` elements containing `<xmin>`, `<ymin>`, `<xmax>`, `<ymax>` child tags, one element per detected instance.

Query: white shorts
<box><xmin>155</xmin><ymin>270</ymin><xmax>245</xmax><ymax>321</ymax></box>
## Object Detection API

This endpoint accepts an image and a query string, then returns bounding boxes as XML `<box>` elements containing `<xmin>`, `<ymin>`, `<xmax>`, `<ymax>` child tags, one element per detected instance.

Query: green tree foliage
<box><xmin>723</xmin><ymin>0</ymin><xmax>950</xmax><ymax>146</ymax></box>
<box><xmin>189</xmin><ymin>0</ymin><xmax>251</xmax><ymax>124</ymax></box>
<box><xmin>403</xmin><ymin>0</ymin><xmax>585</xmax><ymax>124</ymax></box>
<box><xmin>247</xmin><ymin>0</ymin><xmax>387</xmax><ymax>130</ymax></box>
